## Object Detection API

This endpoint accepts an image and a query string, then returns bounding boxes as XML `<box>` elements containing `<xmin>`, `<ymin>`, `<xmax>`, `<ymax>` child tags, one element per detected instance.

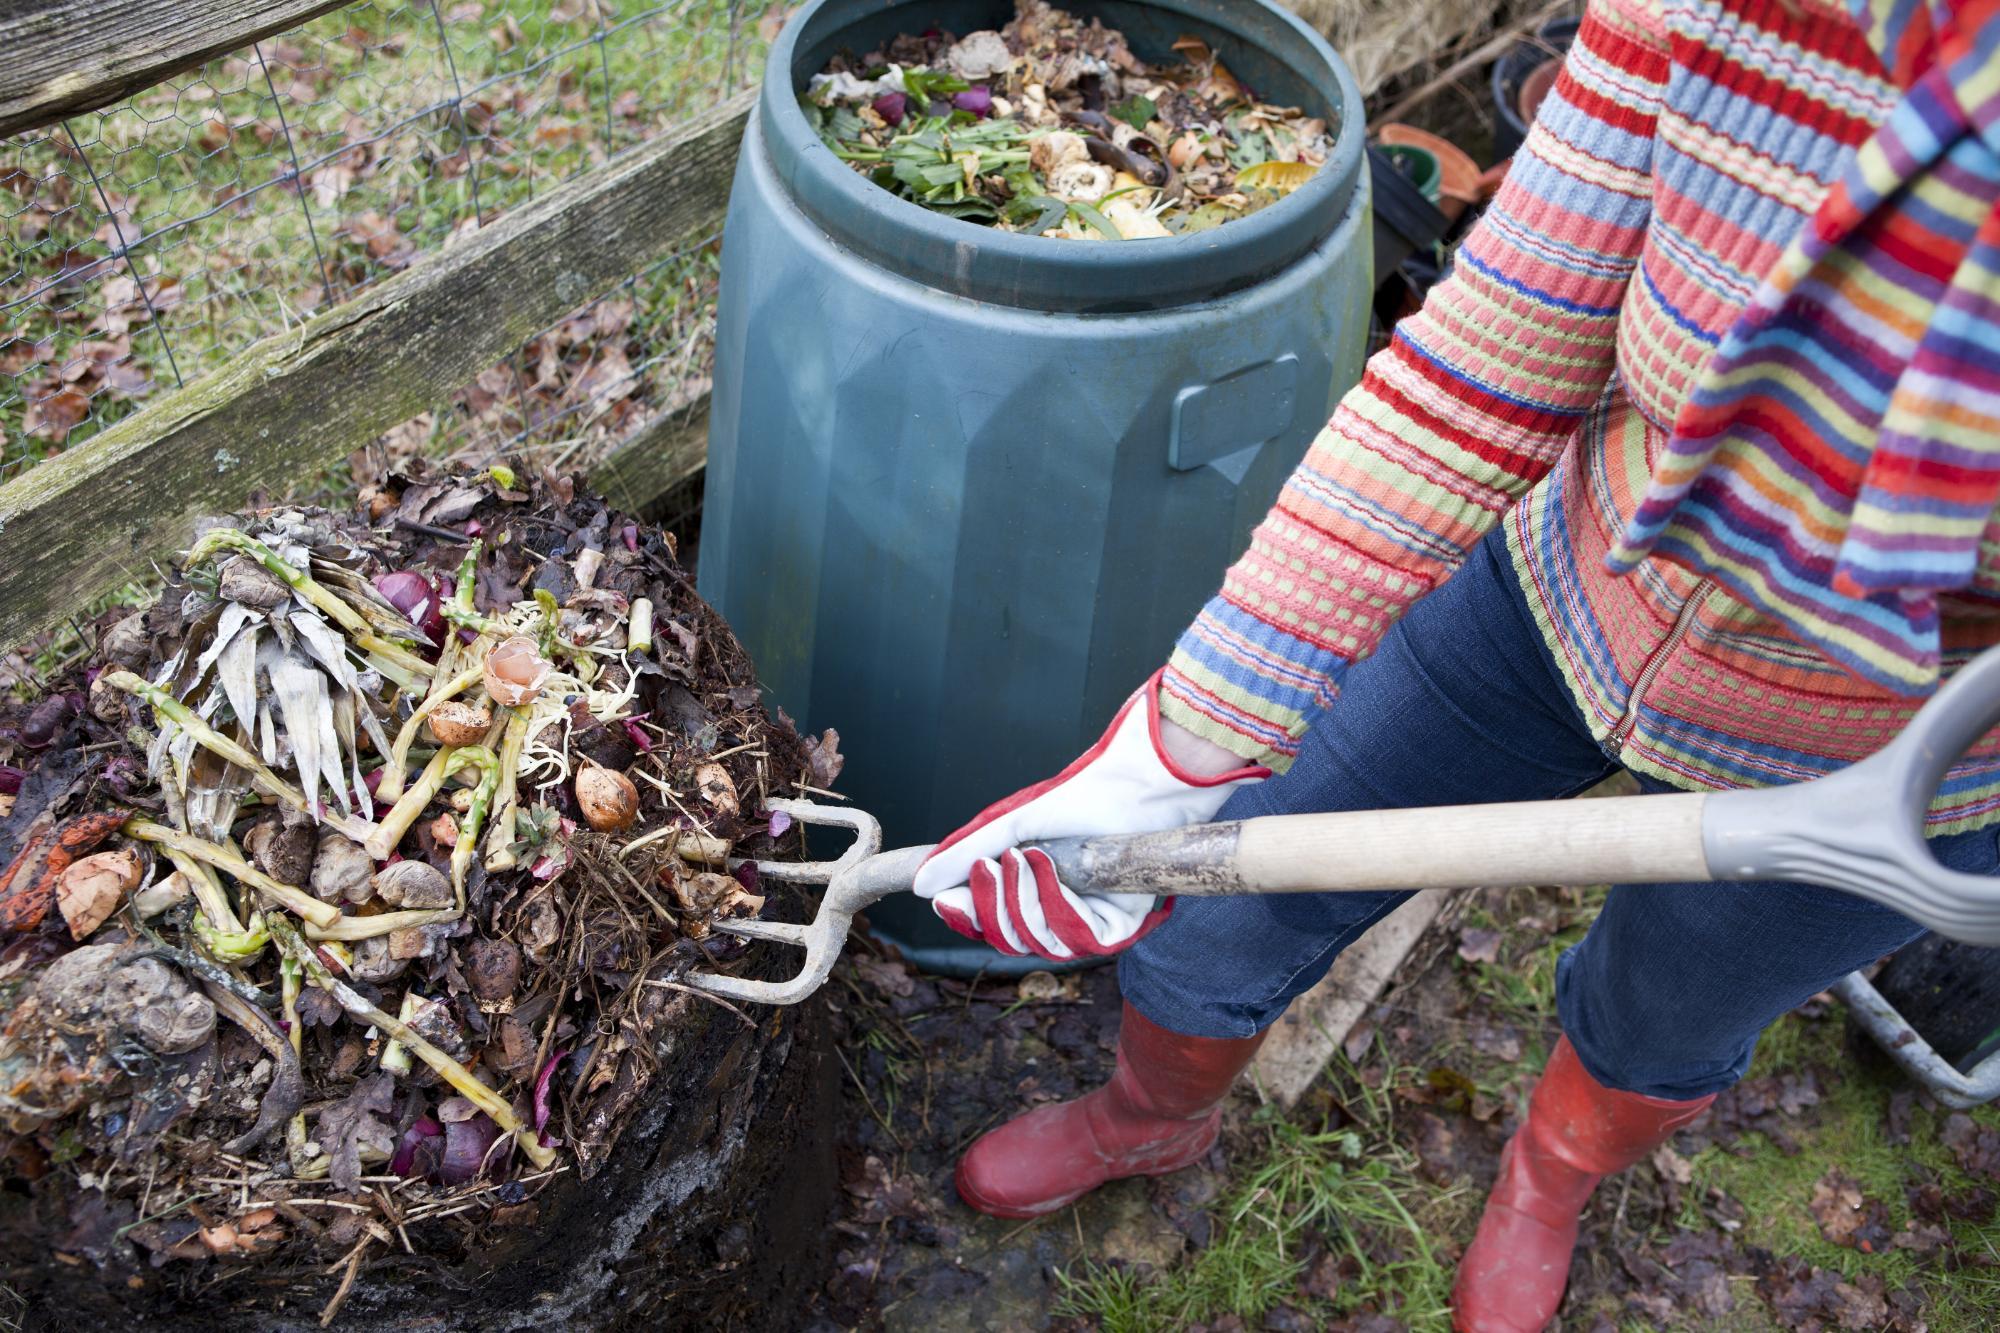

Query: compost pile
<box><xmin>801</xmin><ymin>0</ymin><xmax>1335</xmax><ymax>238</ymax></box>
<box><xmin>0</xmin><ymin>467</ymin><xmax>835</xmax><ymax>1294</ymax></box>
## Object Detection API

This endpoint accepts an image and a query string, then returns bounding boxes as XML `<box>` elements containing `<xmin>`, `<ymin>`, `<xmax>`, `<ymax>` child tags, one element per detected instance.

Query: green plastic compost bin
<box><xmin>700</xmin><ymin>0</ymin><xmax>1372</xmax><ymax>975</ymax></box>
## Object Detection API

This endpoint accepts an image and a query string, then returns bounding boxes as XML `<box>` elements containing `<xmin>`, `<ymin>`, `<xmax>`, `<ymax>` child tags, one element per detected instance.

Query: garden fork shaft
<box><xmin>687</xmin><ymin>639</ymin><xmax>2000</xmax><ymax>1005</ymax></box>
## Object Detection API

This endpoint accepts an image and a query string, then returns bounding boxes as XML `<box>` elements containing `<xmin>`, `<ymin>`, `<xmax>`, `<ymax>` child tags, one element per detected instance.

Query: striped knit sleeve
<box><xmin>1159</xmin><ymin>0</ymin><xmax>1671</xmax><ymax>768</ymax></box>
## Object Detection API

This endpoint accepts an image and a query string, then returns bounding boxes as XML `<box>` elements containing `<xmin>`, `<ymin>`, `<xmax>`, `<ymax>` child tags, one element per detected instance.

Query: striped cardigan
<box><xmin>1161</xmin><ymin>0</ymin><xmax>2000</xmax><ymax>830</ymax></box>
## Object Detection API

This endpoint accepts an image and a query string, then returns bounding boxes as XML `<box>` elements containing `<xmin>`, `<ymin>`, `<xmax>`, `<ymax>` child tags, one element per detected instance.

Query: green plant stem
<box><xmin>442</xmin><ymin>538</ymin><xmax>493</xmax><ymax>633</ymax></box>
<box><xmin>106</xmin><ymin>670</ymin><xmax>378</xmax><ymax>844</ymax></box>
<box><xmin>185</xmin><ymin>529</ymin><xmax>432</xmax><ymax>681</ymax></box>
<box><xmin>271</xmin><ymin>914</ymin><xmax>555</xmax><ymax>1168</ymax></box>
<box><xmin>162</xmin><ymin>847</ymin><xmax>245</xmax><ymax>935</ymax></box>
<box><xmin>126</xmin><ymin>820</ymin><xmax>341</xmax><ymax>930</ymax></box>
<box><xmin>483</xmin><ymin>706</ymin><xmax>531</xmax><ymax>871</ymax></box>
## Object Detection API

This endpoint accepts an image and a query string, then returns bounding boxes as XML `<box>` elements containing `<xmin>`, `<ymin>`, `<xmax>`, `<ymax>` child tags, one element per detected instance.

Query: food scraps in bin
<box><xmin>800</xmin><ymin>0</ymin><xmax>1334</xmax><ymax>238</ymax></box>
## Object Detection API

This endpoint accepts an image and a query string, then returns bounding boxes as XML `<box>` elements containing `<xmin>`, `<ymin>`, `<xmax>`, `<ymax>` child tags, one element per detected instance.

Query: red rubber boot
<box><xmin>955</xmin><ymin>1002</ymin><xmax>1266</xmax><ymax>1219</ymax></box>
<box><xmin>1452</xmin><ymin>1036</ymin><xmax>1716</xmax><ymax>1332</ymax></box>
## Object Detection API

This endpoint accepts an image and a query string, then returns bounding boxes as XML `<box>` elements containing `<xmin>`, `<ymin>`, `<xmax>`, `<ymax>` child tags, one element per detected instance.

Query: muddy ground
<box><xmin>798</xmin><ymin>887</ymin><xmax>2000</xmax><ymax>1332</ymax></box>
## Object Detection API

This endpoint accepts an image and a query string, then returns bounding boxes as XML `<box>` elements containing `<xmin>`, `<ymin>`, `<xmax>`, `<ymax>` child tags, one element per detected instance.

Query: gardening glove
<box><xmin>911</xmin><ymin>670</ymin><xmax>1268</xmax><ymax>961</ymax></box>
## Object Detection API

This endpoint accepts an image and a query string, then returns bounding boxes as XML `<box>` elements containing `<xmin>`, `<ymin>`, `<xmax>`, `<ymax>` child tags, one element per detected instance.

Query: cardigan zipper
<box><xmin>1608</xmin><ymin>579</ymin><xmax>1713</xmax><ymax>749</ymax></box>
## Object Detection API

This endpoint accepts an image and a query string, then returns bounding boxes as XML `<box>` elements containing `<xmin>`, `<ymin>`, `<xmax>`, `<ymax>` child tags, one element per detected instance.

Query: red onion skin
<box><xmin>622</xmin><ymin>719</ymin><xmax>652</xmax><ymax>753</ymax></box>
<box><xmin>622</xmin><ymin>524</ymin><xmax>640</xmax><ymax>552</ymax></box>
<box><xmin>373</xmin><ymin>570</ymin><xmax>446</xmax><ymax>642</ymax></box>
<box><xmin>391</xmin><ymin>1115</ymin><xmax>443</xmax><ymax>1176</ymax></box>
<box><xmin>767</xmin><ymin>808</ymin><xmax>793</xmax><ymax>838</ymax></box>
<box><xmin>440</xmin><ymin>1114</ymin><xmax>501</xmax><ymax>1184</ymax></box>
<box><xmin>0</xmin><ymin>765</ymin><xmax>24</xmax><ymax>796</ymax></box>
<box><xmin>464</xmin><ymin>520</ymin><xmax>483</xmax><ymax>538</ymax></box>
<box><xmin>20</xmin><ymin>696</ymin><xmax>73</xmax><ymax>751</ymax></box>
<box><xmin>873</xmin><ymin>91</ymin><xmax>907</xmax><ymax>126</ymax></box>
<box><xmin>733</xmin><ymin>861</ymin><xmax>761</xmax><ymax>895</ymax></box>
<box><xmin>952</xmin><ymin>87</ymin><xmax>992</xmax><ymax>117</ymax></box>
<box><xmin>533</xmin><ymin>1049</ymin><xmax>568</xmax><ymax>1132</ymax></box>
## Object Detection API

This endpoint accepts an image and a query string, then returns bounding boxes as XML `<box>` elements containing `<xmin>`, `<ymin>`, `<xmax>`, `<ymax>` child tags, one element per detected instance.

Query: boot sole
<box><xmin>953</xmin><ymin>1132</ymin><xmax>1217</xmax><ymax>1220</ymax></box>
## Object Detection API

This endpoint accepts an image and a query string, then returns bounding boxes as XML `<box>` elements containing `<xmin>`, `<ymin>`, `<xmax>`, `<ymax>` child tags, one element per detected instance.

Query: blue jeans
<box><xmin>1120</xmin><ymin>530</ymin><xmax>1998</xmax><ymax>1100</ymax></box>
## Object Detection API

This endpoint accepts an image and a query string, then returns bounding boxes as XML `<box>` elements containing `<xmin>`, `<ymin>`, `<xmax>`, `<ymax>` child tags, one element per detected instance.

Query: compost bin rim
<box><xmin>758</xmin><ymin>0</ymin><xmax>1366</xmax><ymax>313</ymax></box>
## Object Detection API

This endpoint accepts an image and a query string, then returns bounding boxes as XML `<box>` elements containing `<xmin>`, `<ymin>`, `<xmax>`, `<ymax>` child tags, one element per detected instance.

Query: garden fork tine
<box><xmin>690</xmin><ymin>798</ymin><xmax>932</xmax><ymax>1005</ymax></box>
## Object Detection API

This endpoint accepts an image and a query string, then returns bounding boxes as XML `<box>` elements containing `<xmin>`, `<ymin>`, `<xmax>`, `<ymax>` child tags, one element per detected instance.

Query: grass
<box><xmin>2</xmin><ymin>0</ymin><xmax>764</xmax><ymax>481</ymax></box>
<box><xmin>1056</xmin><ymin>1058</ymin><xmax>1471</xmax><ymax>1330</ymax></box>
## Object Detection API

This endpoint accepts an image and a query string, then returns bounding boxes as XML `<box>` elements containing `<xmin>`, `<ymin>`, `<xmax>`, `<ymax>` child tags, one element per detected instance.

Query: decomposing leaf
<box><xmin>315</xmin><ymin>1071</ymin><xmax>397</xmax><ymax>1191</ymax></box>
<box><xmin>1455</xmin><ymin>926</ymin><xmax>1502</xmax><ymax>964</ymax></box>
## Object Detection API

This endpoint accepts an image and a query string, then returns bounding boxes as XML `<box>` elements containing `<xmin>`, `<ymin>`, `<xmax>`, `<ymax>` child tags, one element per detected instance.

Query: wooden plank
<box><xmin>1249</xmin><ymin>892</ymin><xmax>1445</xmax><ymax>1107</ymax></box>
<box><xmin>591</xmin><ymin>393</ymin><xmax>711</xmax><ymax>518</ymax></box>
<box><xmin>0</xmin><ymin>0</ymin><xmax>350</xmax><ymax>137</ymax></box>
<box><xmin>0</xmin><ymin>88</ymin><xmax>753</xmax><ymax>650</ymax></box>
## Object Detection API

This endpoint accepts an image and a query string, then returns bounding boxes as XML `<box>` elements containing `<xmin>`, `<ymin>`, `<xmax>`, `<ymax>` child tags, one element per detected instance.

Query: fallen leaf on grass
<box><xmin>1413</xmin><ymin>1110</ymin><xmax>1457</xmax><ymax>1184</ymax></box>
<box><xmin>1455</xmin><ymin>927</ymin><xmax>1501</xmax><ymax>964</ymax></box>
<box><xmin>1942</xmin><ymin>1111</ymin><xmax>2000</xmax><ymax>1180</ymax></box>
<box><xmin>23</xmin><ymin>385</ymin><xmax>90</xmax><ymax>442</ymax></box>
<box><xmin>1651</xmin><ymin>1143</ymin><xmax>1694</xmax><ymax>1184</ymax></box>
<box><xmin>1808</xmin><ymin>1169</ymin><xmax>1893</xmax><ymax>1252</ymax></box>
<box><xmin>1469</xmin><ymin>1020</ymin><xmax>1521</xmax><ymax>1062</ymax></box>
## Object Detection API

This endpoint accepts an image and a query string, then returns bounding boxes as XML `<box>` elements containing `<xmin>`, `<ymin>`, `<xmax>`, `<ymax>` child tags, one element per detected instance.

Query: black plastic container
<box><xmin>1368</xmin><ymin>143</ymin><xmax>1449</xmax><ymax>284</ymax></box>
<box><xmin>1489</xmin><ymin>17</ymin><xmax>1581</xmax><ymax>162</ymax></box>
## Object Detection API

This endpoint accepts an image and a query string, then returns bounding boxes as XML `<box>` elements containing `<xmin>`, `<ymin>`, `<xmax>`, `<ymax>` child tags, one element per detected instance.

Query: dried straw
<box><xmin>1278</xmin><ymin>0</ymin><xmax>1567</xmax><ymax>98</ymax></box>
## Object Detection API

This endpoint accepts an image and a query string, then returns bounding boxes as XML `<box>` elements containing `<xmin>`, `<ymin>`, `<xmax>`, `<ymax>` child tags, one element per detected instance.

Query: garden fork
<box><xmin>688</xmin><ymin>639</ymin><xmax>2000</xmax><ymax>1006</ymax></box>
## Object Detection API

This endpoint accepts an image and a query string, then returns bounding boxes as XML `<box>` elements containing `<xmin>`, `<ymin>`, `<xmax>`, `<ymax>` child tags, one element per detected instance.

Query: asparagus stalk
<box><xmin>161</xmin><ymin>847</ymin><xmax>244</xmax><ymax>934</ymax></box>
<box><xmin>365</xmin><ymin>745</ymin><xmax>496</xmax><ymax>866</ymax></box>
<box><xmin>627</xmin><ymin>598</ymin><xmax>654</xmax><ymax>656</ymax></box>
<box><xmin>271</xmin><ymin>915</ymin><xmax>555</xmax><ymax>1168</ymax></box>
<box><xmin>106</xmin><ymin>671</ymin><xmax>377</xmax><ymax>844</ymax></box>
<box><xmin>125</xmin><ymin>819</ymin><xmax>342</xmax><ymax>930</ymax></box>
<box><xmin>442</xmin><ymin>539</ymin><xmax>493</xmax><ymax>634</ymax></box>
<box><xmin>185</xmin><ymin>529</ymin><xmax>432</xmax><ymax>681</ymax></box>
<box><xmin>483</xmin><ymin>706</ymin><xmax>531</xmax><ymax>871</ymax></box>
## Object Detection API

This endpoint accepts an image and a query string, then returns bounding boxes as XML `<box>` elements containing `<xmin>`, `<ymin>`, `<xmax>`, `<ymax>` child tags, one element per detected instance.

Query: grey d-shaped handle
<box><xmin>1702</xmin><ymin>641</ymin><xmax>2000</xmax><ymax>944</ymax></box>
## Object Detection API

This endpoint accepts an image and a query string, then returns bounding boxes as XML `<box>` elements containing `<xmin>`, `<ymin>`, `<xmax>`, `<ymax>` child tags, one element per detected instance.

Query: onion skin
<box><xmin>952</xmin><ymin>86</ymin><xmax>992</xmax><ymax>117</ymax></box>
<box><xmin>390</xmin><ymin>1115</ymin><xmax>443</xmax><ymax>1176</ymax></box>
<box><xmin>440</xmin><ymin>1113</ymin><xmax>501</xmax><ymax>1185</ymax></box>
<box><xmin>20</xmin><ymin>696</ymin><xmax>73</xmax><ymax>751</ymax></box>
<box><xmin>533</xmin><ymin>1049</ymin><xmax>568</xmax><ymax>1133</ymax></box>
<box><xmin>873</xmin><ymin>91</ymin><xmax>907</xmax><ymax>125</ymax></box>
<box><xmin>373</xmin><ymin>570</ymin><xmax>446</xmax><ymax>643</ymax></box>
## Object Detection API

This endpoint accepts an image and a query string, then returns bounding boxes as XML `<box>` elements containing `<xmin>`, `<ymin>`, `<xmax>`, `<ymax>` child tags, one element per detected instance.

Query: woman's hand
<box><xmin>910</xmin><ymin>671</ymin><xmax>1268</xmax><ymax>961</ymax></box>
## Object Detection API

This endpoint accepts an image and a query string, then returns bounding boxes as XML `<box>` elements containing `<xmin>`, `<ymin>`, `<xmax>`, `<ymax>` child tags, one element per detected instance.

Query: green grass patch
<box><xmin>1056</xmin><ymin>1069</ymin><xmax>1468</xmax><ymax>1331</ymax></box>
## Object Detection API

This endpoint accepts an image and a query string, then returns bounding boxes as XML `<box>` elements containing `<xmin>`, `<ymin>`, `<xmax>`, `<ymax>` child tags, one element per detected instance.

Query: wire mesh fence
<box><xmin>1</xmin><ymin>0</ymin><xmax>771</xmax><ymax>490</ymax></box>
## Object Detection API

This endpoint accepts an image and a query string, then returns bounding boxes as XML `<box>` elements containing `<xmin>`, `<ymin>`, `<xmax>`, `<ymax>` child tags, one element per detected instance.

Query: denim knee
<box><xmin>1556</xmin><ymin>878</ymin><xmax>1932</xmax><ymax>1099</ymax></box>
<box><xmin>1119</xmin><ymin>889</ymin><xmax>1410</xmax><ymax>1039</ymax></box>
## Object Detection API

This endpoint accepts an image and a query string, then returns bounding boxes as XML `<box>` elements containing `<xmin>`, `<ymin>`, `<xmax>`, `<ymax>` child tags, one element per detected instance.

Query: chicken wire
<box><xmin>0</xmin><ymin>0</ymin><xmax>769</xmax><ymax>492</ymax></box>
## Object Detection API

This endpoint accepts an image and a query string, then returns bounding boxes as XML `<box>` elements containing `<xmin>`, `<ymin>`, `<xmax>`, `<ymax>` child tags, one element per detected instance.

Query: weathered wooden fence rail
<box><xmin>0</xmin><ymin>0</ymin><xmax>353</xmax><ymax>136</ymax></box>
<box><xmin>0</xmin><ymin>50</ymin><xmax>748</xmax><ymax>649</ymax></box>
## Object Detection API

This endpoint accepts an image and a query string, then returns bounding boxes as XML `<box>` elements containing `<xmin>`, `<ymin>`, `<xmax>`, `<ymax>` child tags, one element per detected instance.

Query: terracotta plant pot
<box><xmin>1377</xmin><ymin>123</ymin><xmax>1481</xmax><ymax>223</ymax></box>
<box><xmin>1519</xmin><ymin>59</ymin><xmax>1562</xmax><ymax>125</ymax></box>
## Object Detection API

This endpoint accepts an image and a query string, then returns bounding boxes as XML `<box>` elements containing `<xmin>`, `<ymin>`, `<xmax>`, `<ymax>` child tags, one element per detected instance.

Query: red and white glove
<box><xmin>911</xmin><ymin>671</ymin><xmax>1268</xmax><ymax>961</ymax></box>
